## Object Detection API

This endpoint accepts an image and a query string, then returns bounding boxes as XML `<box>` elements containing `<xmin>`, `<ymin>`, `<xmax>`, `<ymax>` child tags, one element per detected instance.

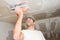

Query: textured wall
<box><xmin>35</xmin><ymin>16</ymin><xmax>60</xmax><ymax>32</ymax></box>
<box><xmin>0</xmin><ymin>22</ymin><xmax>14</xmax><ymax>40</ymax></box>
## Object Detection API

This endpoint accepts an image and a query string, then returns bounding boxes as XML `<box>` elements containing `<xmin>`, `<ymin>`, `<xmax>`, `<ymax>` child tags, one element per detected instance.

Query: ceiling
<box><xmin>0</xmin><ymin>0</ymin><xmax>60</xmax><ymax>24</ymax></box>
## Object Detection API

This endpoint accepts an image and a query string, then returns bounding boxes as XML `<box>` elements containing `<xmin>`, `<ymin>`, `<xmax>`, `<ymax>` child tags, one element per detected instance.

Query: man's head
<box><xmin>25</xmin><ymin>17</ymin><xmax>35</xmax><ymax>27</ymax></box>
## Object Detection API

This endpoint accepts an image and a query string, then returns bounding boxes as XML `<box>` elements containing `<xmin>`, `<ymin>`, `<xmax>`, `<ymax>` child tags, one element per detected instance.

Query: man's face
<box><xmin>26</xmin><ymin>18</ymin><xmax>35</xmax><ymax>26</ymax></box>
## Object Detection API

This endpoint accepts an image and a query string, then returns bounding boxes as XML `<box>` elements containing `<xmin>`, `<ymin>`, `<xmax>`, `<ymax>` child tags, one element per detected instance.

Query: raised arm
<box><xmin>13</xmin><ymin>7</ymin><xmax>23</xmax><ymax>40</ymax></box>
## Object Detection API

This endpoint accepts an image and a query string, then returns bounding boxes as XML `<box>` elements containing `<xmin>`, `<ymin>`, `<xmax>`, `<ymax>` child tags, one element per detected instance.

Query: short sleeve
<box><xmin>39</xmin><ymin>31</ymin><xmax>46</xmax><ymax>40</ymax></box>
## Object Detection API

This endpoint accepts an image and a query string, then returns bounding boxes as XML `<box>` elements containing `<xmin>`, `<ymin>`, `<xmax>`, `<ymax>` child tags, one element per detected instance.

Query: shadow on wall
<box><xmin>6</xmin><ymin>30</ymin><xmax>13</xmax><ymax>40</ymax></box>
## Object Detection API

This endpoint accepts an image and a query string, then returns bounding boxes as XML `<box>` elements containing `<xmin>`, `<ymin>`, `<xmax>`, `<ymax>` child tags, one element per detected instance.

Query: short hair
<box><xmin>26</xmin><ymin>17</ymin><xmax>35</xmax><ymax>22</ymax></box>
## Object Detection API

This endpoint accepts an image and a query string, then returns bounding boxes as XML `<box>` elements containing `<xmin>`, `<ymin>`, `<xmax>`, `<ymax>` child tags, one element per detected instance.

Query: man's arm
<box><xmin>13</xmin><ymin>7</ymin><xmax>23</xmax><ymax>40</ymax></box>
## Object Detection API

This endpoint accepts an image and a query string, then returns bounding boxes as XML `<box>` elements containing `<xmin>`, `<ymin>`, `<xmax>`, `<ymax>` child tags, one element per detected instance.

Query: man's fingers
<box><xmin>15</xmin><ymin>7</ymin><xmax>22</xmax><ymax>13</ymax></box>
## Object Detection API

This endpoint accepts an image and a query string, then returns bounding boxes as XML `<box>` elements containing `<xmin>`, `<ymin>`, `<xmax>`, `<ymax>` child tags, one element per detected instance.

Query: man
<box><xmin>13</xmin><ymin>7</ymin><xmax>46</xmax><ymax>40</ymax></box>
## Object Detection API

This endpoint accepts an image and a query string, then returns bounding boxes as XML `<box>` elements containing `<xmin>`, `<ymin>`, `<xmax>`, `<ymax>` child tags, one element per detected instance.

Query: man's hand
<box><xmin>13</xmin><ymin>7</ymin><xmax>24</xmax><ymax>40</ymax></box>
<box><xmin>15</xmin><ymin>7</ymin><xmax>23</xmax><ymax>17</ymax></box>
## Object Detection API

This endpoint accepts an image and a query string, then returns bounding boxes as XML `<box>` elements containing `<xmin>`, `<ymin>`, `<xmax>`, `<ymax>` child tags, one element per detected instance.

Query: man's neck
<box><xmin>27</xmin><ymin>26</ymin><xmax>35</xmax><ymax>31</ymax></box>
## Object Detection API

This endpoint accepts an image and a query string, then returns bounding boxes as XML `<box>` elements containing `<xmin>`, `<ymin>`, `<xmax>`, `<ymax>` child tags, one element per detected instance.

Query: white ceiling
<box><xmin>0</xmin><ymin>0</ymin><xmax>60</xmax><ymax>24</ymax></box>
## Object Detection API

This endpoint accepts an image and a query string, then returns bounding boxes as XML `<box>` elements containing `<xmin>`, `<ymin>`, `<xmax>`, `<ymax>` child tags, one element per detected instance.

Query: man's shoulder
<box><xmin>21</xmin><ymin>30</ymin><xmax>42</xmax><ymax>33</ymax></box>
<box><xmin>35</xmin><ymin>30</ymin><xmax>43</xmax><ymax>33</ymax></box>
<box><xmin>35</xmin><ymin>30</ymin><xmax>40</xmax><ymax>31</ymax></box>
<box><xmin>21</xmin><ymin>29</ymin><xmax>28</xmax><ymax>33</ymax></box>
<box><xmin>22</xmin><ymin>29</ymin><xmax>28</xmax><ymax>31</ymax></box>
